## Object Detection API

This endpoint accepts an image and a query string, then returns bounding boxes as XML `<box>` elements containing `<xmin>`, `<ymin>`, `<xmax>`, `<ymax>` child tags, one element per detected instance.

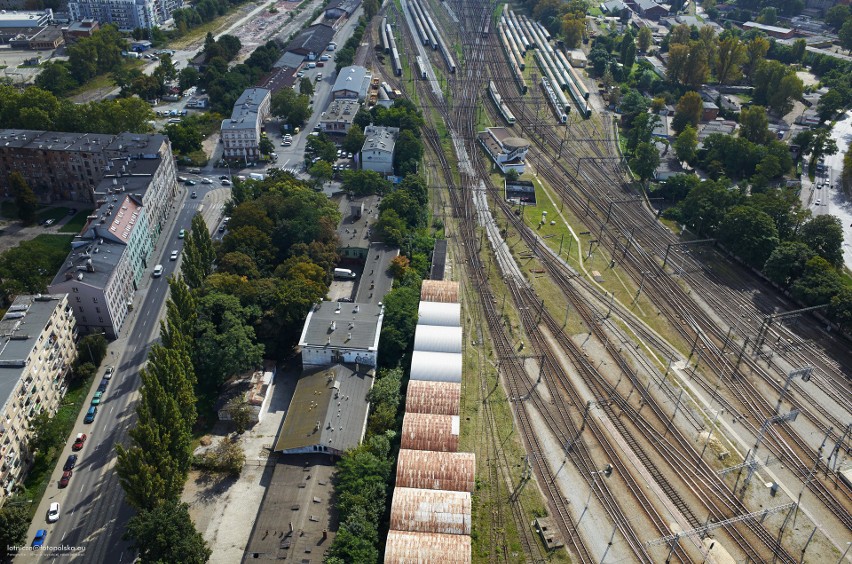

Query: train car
<box><xmin>541</xmin><ymin>77</ymin><xmax>568</xmax><ymax>123</ymax></box>
<box><xmin>409</xmin><ymin>4</ymin><xmax>430</xmax><ymax>46</ymax></box>
<box><xmin>381</xmin><ymin>17</ymin><xmax>390</xmax><ymax>54</ymax></box>
<box><xmin>435</xmin><ymin>33</ymin><xmax>456</xmax><ymax>73</ymax></box>
<box><xmin>415</xmin><ymin>55</ymin><xmax>428</xmax><ymax>79</ymax></box>
<box><xmin>508</xmin><ymin>10</ymin><xmax>531</xmax><ymax>50</ymax></box>
<box><xmin>391</xmin><ymin>46</ymin><xmax>403</xmax><ymax>76</ymax></box>
<box><xmin>488</xmin><ymin>81</ymin><xmax>516</xmax><ymax>125</ymax></box>
<box><xmin>482</xmin><ymin>17</ymin><xmax>490</xmax><ymax>38</ymax></box>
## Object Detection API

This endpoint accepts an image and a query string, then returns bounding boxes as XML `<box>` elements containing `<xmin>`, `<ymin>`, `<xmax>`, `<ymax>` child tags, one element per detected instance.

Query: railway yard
<box><xmin>371</xmin><ymin>0</ymin><xmax>851</xmax><ymax>561</ymax></box>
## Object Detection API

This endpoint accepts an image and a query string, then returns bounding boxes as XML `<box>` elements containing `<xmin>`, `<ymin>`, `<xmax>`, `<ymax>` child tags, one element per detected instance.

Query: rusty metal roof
<box><xmin>401</xmin><ymin>413</ymin><xmax>460</xmax><ymax>452</ymax></box>
<box><xmin>395</xmin><ymin>449</ymin><xmax>475</xmax><ymax>492</ymax></box>
<box><xmin>420</xmin><ymin>280</ymin><xmax>460</xmax><ymax>303</ymax></box>
<box><xmin>389</xmin><ymin>487</ymin><xmax>471</xmax><ymax>535</ymax></box>
<box><xmin>384</xmin><ymin>530</ymin><xmax>471</xmax><ymax>563</ymax></box>
<box><xmin>405</xmin><ymin>381</ymin><xmax>461</xmax><ymax>415</ymax></box>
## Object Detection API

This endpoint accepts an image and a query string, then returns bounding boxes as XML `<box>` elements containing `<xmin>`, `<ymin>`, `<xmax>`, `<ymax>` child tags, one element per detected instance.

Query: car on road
<box><xmin>202</xmin><ymin>178</ymin><xmax>213</xmax><ymax>184</ymax></box>
<box><xmin>191</xmin><ymin>191</ymin><xmax>197</xmax><ymax>199</ymax></box>
<box><xmin>84</xmin><ymin>406</ymin><xmax>97</xmax><ymax>423</ymax></box>
<box><xmin>47</xmin><ymin>502</ymin><xmax>60</xmax><ymax>523</ymax></box>
<box><xmin>219</xmin><ymin>175</ymin><xmax>229</xmax><ymax>180</ymax></box>
<box><xmin>178</xmin><ymin>176</ymin><xmax>188</xmax><ymax>182</ymax></box>
<box><xmin>63</xmin><ymin>454</ymin><xmax>78</xmax><ymax>471</ymax></box>
<box><xmin>815</xmin><ymin>199</ymin><xmax>821</xmax><ymax>205</ymax></box>
<box><xmin>59</xmin><ymin>470</ymin><xmax>72</xmax><ymax>488</ymax></box>
<box><xmin>170</xmin><ymin>250</ymin><xmax>179</xmax><ymax>260</ymax></box>
<box><xmin>219</xmin><ymin>224</ymin><xmax>226</xmax><ymax>233</ymax></box>
<box><xmin>185</xmin><ymin>179</ymin><xmax>196</xmax><ymax>186</ymax></box>
<box><xmin>97</xmin><ymin>378</ymin><xmax>108</xmax><ymax>392</ymax></box>
<box><xmin>337</xmin><ymin>297</ymin><xmax>353</xmax><ymax>302</ymax></box>
<box><xmin>179</xmin><ymin>229</ymin><xmax>186</xmax><ymax>238</ymax></box>
<box><xmin>104</xmin><ymin>365</ymin><xmax>114</xmax><ymax>379</ymax></box>
<box><xmin>282</xmin><ymin>140</ymin><xmax>291</xmax><ymax>146</ymax></box>
<box><xmin>91</xmin><ymin>391</ymin><xmax>103</xmax><ymax>406</ymax></box>
<box><xmin>32</xmin><ymin>530</ymin><xmax>47</xmax><ymax>548</ymax></box>
<box><xmin>153</xmin><ymin>264</ymin><xmax>163</xmax><ymax>277</ymax></box>
<box><xmin>316</xmin><ymin>73</ymin><xmax>323</xmax><ymax>81</ymax></box>
<box><xmin>72</xmin><ymin>433</ymin><xmax>87</xmax><ymax>451</ymax></box>
<box><xmin>316</xmin><ymin>61</ymin><xmax>325</xmax><ymax>67</ymax></box>
<box><xmin>221</xmin><ymin>179</ymin><xmax>231</xmax><ymax>186</ymax></box>
<box><xmin>44</xmin><ymin>219</ymin><xmax>55</xmax><ymax>227</ymax></box>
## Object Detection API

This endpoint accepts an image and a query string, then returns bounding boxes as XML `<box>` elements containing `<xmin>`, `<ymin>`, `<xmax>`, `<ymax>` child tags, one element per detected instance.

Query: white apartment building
<box><xmin>67</xmin><ymin>0</ymin><xmax>180</xmax><ymax>30</ymax></box>
<box><xmin>221</xmin><ymin>88</ymin><xmax>271</xmax><ymax>163</ymax></box>
<box><xmin>0</xmin><ymin>294</ymin><xmax>76</xmax><ymax>502</ymax></box>
<box><xmin>360</xmin><ymin>125</ymin><xmax>399</xmax><ymax>175</ymax></box>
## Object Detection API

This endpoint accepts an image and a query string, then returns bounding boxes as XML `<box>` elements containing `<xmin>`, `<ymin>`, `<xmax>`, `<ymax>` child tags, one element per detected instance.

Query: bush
<box><xmin>192</xmin><ymin>437</ymin><xmax>245</xmax><ymax>476</ymax></box>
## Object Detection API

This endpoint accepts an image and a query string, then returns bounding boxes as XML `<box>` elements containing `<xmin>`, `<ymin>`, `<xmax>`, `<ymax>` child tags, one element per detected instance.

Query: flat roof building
<box><xmin>0</xmin><ymin>294</ymin><xmax>76</xmax><ymax>501</ymax></box>
<box><xmin>418</xmin><ymin>301</ymin><xmax>461</xmax><ymax>327</ymax></box>
<box><xmin>273</xmin><ymin>364</ymin><xmax>373</xmax><ymax>456</ymax></box>
<box><xmin>297</xmin><ymin>301</ymin><xmax>384</xmax><ymax>368</ymax></box>
<box><xmin>414</xmin><ymin>325</ymin><xmax>463</xmax><ymax>354</ymax></box>
<box><xmin>477</xmin><ymin>127</ymin><xmax>529</xmax><ymax>175</ymax></box>
<box><xmin>318</xmin><ymin>99</ymin><xmax>360</xmax><ymax>135</ymax></box>
<box><xmin>331</xmin><ymin>65</ymin><xmax>372</xmax><ymax>101</ymax></box>
<box><xmin>410</xmin><ymin>350</ymin><xmax>463</xmax><ymax>383</ymax></box>
<box><xmin>360</xmin><ymin>125</ymin><xmax>398</xmax><ymax>175</ymax></box>
<box><xmin>420</xmin><ymin>280</ymin><xmax>459</xmax><ymax>303</ymax></box>
<box><xmin>743</xmin><ymin>21</ymin><xmax>795</xmax><ymax>39</ymax></box>
<box><xmin>0</xmin><ymin>9</ymin><xmax>53</xmax><ymax>28</ymax></box>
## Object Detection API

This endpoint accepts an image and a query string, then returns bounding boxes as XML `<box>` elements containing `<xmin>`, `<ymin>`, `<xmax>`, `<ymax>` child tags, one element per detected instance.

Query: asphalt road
<box><xmin>20</xmin><ymin>184</ymin><xmax>228</xmax><ymax>563</ymax></box>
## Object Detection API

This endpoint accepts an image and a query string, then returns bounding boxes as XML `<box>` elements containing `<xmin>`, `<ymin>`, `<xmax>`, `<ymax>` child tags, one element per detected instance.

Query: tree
<box><xmin>790</xmin><ymin>38</ymin><xmax>806</xmax><ymax>62</ymax></box>
<box><xmin>743</xmin><ymin>36</ymin><xmax>770</xmax><ymax>82</ymax></box>
<box><xmin>829</xmin><ymin>287</ymin><xmax>852</xmax><ymax>333</ymax></box>
<box><xmin>182</xmin><ymin>213</ymin><xmax>216</xmax><ymax>289</ymax></box>
<box><xmin>164</xmin><ymin>122</ymin><xmax>202</xmax><ymax>154</ymax></box>
<box><xmin>714</xmin><ymin>36</ymin><xmax>745</xmax><ymax>85</ymax></box>
<box><xmin>718</xmin><ymin>206</ymin><xmax>779</xmax><ymax>268</ymax></box>
<box><xmin>673</xmin><ymin>125</ymin><xmax>698</xmax><ymax>165</ymax></box>
<box><xmin>226</xmin><ymin>397</ymin><xmax>253</xmax><ymax>434</ymax></box>
<box><xmin>378</xmin><ymin>286</ymin><xmax>420</xmax><ymax>365</ymax></box>
<box><xmin>308</xmin><ymin>160</ymin><xmax>333</xmax><ymax>186</ymax></box>
<box><xmin>342</xmin><ymin>124</ymin><xmax>366</xmax><ymax>155</ymax></box>
<box><xmin>753</xmin><ymin>60</ymin><xmax>803</xmax><ymax>115</ymax></box>
<box><xmin>124</xmin><ymin>501</ymin><xmax>211</xmax><ymax>564</ymax></box>
<box><xmin>299</xmin><ymin>77</ymin><xmax>314</xmax><ymax>97</ymax></box>
<box><xmin>270</xmin><ymin>88</ymin><xmax>312</xmax><ymax>128</ymax></box>
<box><xmin>28</xmin><ymin>410</ymin><xmax>66</xmax><ymax>461</ymax></box>
<box><xmin>561</xmin><ymin>15</ymin><xmax>585</xmax><ymax>49</ymax></box>
<box><xmin>842</xmin><ymin>141</ymin><xmax>852</xmax><ymax>195</ymax></box>
<box><xmin>757</xmin><ymin>6</ymin><xmax>777</xmax><ymax>24</ymax></box>
<box><xmin>637</xmin><ymin>27</ymin><xmax>652</xmax><ymax>52</ymax></box>
<box><xmin>626</xmin><ymin>111</ymin><xmax>659</xmax><ymax>153</ymax></box>
<box><xmin>672</xmin><ymin>91</ymin><xmax>703</xmax><ymax>134</ymax></box>
<box><xmin>763</xmin><ymin>241</ymin><xmax>815</xmax><ymax>287</ymax></box>
<box><xmin>738</xmin><ymin>106</ymin><xmax>772</xmax><ymax>144</ymax></box>
<box><xmin>807</xmin><ymin>129</ymin><xmax>838</xmax><ymax>175</ymax></box>
<box><xmin>9</xmin><ymin>172</ymin><xmax>39</xmax><ymax>225</ymax></box>
<box><xmin>0</xmin><ymin>502</ymin><xmax>30</xmax><ymax>560</ymax></box>
<box><xmin>620</xmin><ymin>32</ymin><xmax>636</xmax><ymax>70</ymax></box>
<box><xmin>305</xmin><ymin>134</ymin><xmax>338</xmax><ymax>163</ymax></box>
<box><xmin>630</xmin><ymin>142</ymin><xmax>660</xmax><ymax>183</ymax></box>
<box><xmin>656</xmin><ymin>173</ymin><xmax>700</xmax><ymax>202</ymax></box>
<box><xmin>178</xmin><ymin>67</ymin><xmax>199</xmax><ymax>92</ymax></box>
<box><xmin>666</xmin><ymin>43</ymin><xmax>690</xmax><ymax>85</ymax></box>
<box><xmin>259</xmin><ymin>136</ymin><xmax>274</xmax><ymax>155</ymax></box>
<box><xmin>841</xmin><ymin>20</ymin><xmax>852</xmax><ymax>53</ymax></box>
<box><xmin>799</xmin><ymin>215</ymin><xmax>844</xmax><ymax>268</ymax></box>
<box><xmin>78</xmin><ymin>333</ymin><xmax>108</xmax><ymax>365</ymax></box>
<box><xmin>791</xmin><ymin>256</ymin><xmax>844</xmax><ymax>306</ymax></box>
<box><xmin>825</xmin><ymin>5</ymin><xmax>850</xmax><ymax>31</ymax></box>
<box><xmin>393</xmin><ymin>130</ymin><xmax>423</xmax><ymax>176</ymax></box>
<box><xmin>817</xmin><ymin>89</ymin><xmax>844</xmax><ymax>122</ymax></box>
<box><xmin>341</xmin><ymin>169</ymin><xmax>391</xmax><ymax>197</ymax></box>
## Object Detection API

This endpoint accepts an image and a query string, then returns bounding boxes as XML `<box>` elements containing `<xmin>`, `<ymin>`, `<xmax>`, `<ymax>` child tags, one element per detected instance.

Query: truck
<box><xmin>248</xmin><ymin>173</ymin><xmax>265</xmax><ymax>181</ymax></box>
<box><xmin>333</xmin><ymin>268</ymin><xmax>357</xmax><ymax>279</ymax></box>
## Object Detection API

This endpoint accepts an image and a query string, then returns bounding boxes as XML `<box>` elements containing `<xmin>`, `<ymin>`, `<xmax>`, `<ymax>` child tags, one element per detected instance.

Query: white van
<box><xmin>307</xmin><ymin>62</ymin><xmax>316</xmax><ymax>69</ymax></box>
<box><xmin>333</xmin><ymin>268</ymin><xmax>357</xmax><ymax>279</ymax></box>
<box><xmin>167</xmin><ymin>118</ymin><xmax>182</xmax><ymax>124</ymax></box>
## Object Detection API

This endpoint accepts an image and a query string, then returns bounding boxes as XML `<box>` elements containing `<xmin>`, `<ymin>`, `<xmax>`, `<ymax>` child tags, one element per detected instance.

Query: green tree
<box><xmin>806</xmin><ymin>129</ymin><xmax>838</xmax><ymax>176</ymax></box>
<box><xmin>841</xmin><ymin>20</ymin><xmax>852</xmax><ymax>53</ymax></box>
<box><xmin>763</xmin><ymin>241</ymin><xmax>815</xmax><ymax>287</ymax></box>
<box><xmin>743</xmin><ymin>36</ymin><xmax>770</xmax><ymax>82</ymax></box>
<box><xmin>259</xmin><ymin>136</ymin><xmax>274</xmax><ymax>155</ymax></box>
<box><xmin>341</xmin><ymin>169</ymin><xmax>391</xmax><ymax>197</ymax></box>
<box><xmin>561</xmin><ymin>15</ymin><xmax>585</xmax><ymax>49</ymax></box>
<box><xmin>715</xmin><ymin>36</ymin><xmax>745</xmax><ymax>85</ymax></box>
<box><xmin>299</xmin><ymin>77</ymin><xmax>314</xmax><ymax>97</ymax></box>
<box><xmin>753</xmin><ymin>60</ymin><xmax>803</xmax><ymax>115</ymax></box>
<box><xmin>164</xmin><ymin>122</ymin><xmax>202</xmax><ymax>154</ymax></box>
<box><xmin>27</xmin><ymin>411</ymin><xmax>66</xmax><ymax>461</ymax></box>
<box><xmin>178</xmin><ymin>67</ymin><xmax>199</xmax><ymax>91</ymax></box>
<box><xmin>0</xmin><ymin>502</ymin><xmax>30</xmax><ymax>560</ymax></box>
<box><xmin>825</xmin><ymin>5</ymin><xmax>850</xmax><ymax>31</ymax></box>
<box><xmin>757</xmin><ymin>6</ymin><xmax>777</xmax><ymax>24</ymax></box>
<box><xmin>393</xmin><ymin>130</ymin><xmax>423</xmax><ymax>176</ymax></box>
<box><xmin>791</xmin><ymin>256</ymin><xmax>844</xmax><ymax>305</ymax></box>
<box><xmin>78</xmin><ymin>333</ymin><xmax>108</xmax><ymax>365</ymax></box>
<box><xmin>738</xmin><ymin>106</ymin><xmax>772</xmax><ymax>145</ymax></box>
<box><xmin>637</xmin><ymin>26</ymin><xmax>652</xmax><ymax>52</ymax></box>
<box><xmin>619</xmin><ymin>89</ymin><xmax>649</xmax><ymax>127</ymax></box>
<box><xmin>308</xmin><ymin>160</ymin><xmax>333</xmax><ymax>186</ymax></box>
<box><xmin>829</xmin><ymin>287</ymin><xmax>852</xmax><ymax>333</ymax></box>
<box><xmin>790</xmin><ymin>38</ymin><xmax>807</xmax><ymax>62</ymax></box>
<box><xmin>655</xmin><ymin>173</ymin><xmax>700</xmax><ymax>202</ymax></box>
<box><xmin>842</xmin><ymin>141</ymin><xmax>852</xmax><ymax>195</ymax></box>
<box><xmin>673</xmin><ymin>125</ymin><xmax>698</xmax><ymax>165</ymax></box>
<box><xmin>817</xmin><ymin>89</ymin><xmax>844</xmax><ymax>122</ymax></box>
<box><xmin>305</xmin><ymin>134</ymin><xmax>338</xmax><ymax>163</ymax></box>
<box><xmin>672</xmin><ymin>91</ymin><xmax>703</xmax><ymax>134</ymax></box>
<box><xmin>9</xmin><ymin>172</ymin><xmax>39</xmax><ymax>225</ymax></box>
<box><xmin>378</xmin><ymin>286</ymin><xmax>420</xmax><ymax>366</ymax></box>
<box><xmin>226</xmin><ymin>397</ymin><xmax>254</xmax><ymax>434</ymax></box>
<box><xmin>629</xmin><ymin>142</ymin><xmax>660</xmax><ymax>183</ymax></box>
<box><xmin>799</xmin><ymin>215</ymin><xmax>844</xmax><ymax>268</ymax></box>
<box><xmin>718</xmin><ymin>206</ymin><xmax>779</xmax><ymax>268</ymax></box>
<box><xmin>34</xmin><ymin>61</ymin><xmax>78</xmax><ymax>96</ymax></box>
<box><xmin>342</xmin><ymin>124</ymin><xmax>366</xmax><ymax>155</ymax></box>
<box><xmin>183</xmin><ymin>213</ymin><xmax>216</xmax><ymax>289</ymax></box>
<box><xmin>124</xmin><ymin>501</ymin><xmax>211</xmax><ymax>564</ymax></box>
<box><xmin>72</xmin><ymin>361</ymin><xmax>97</xmax><ymax>382</ymax></box>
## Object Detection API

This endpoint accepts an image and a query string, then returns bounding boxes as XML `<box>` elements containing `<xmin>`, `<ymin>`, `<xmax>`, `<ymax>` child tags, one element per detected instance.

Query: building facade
<box><xmin>332</xmin><ymin>65</ymin><xmax>371</xmax><ymax>101</ymax></box>
<box><xmin>298</xmin><ymin>301</ymin><xmax>384</xmax><ymax>367</ymax></box>
<box><xmin>220</xmin><ymin>88</ymin><xmax>271</xmax><ymax>162</ymax></box>
<box><xmin>0</xmin><ymin>294</ymin><xmax>76</xmax><ymax>502</ymax></box>
<box><xmin>318</xmin><ymin>99</ymin><xmax>359</xmax><ymax>135</ymax></box>
<box><xmin>360</xmin><ymin>125</ymin><xmax>398</xmax><ymax>175</ymax></box>
<box><xmin>67</xmin><ymin>0</ymin><xmax>179</xmax><ymax>30</ymax></box>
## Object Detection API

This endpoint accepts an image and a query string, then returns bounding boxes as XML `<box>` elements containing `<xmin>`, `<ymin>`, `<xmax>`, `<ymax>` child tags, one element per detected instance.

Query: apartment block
<box><xmin>0</xmin><ymin>294</ymin><xmax>76</xmax><ymax>503</ymax></box>
<box><xmin>68</xmin><ymin>0</ymin><xmax>180</xmax><ymax>30</ymax></box>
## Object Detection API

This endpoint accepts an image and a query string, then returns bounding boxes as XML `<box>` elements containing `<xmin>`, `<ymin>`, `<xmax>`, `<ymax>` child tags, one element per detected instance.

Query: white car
<box><xmin>221</xmin><ymin>179</ymin><xmax>231</xmax><ymax>186</ymax></box>
<box><xmin>47</xmin><ymin>502</ymin><xmax>60</xmax><ymax>523</ymax></box>
<box><xmin>170</xmin><ymin>250</ymin><xmax>179</xmax><ymax>261</ymax></box>
<box><xmin>201</xmin><ymin>178</ymin><xmax>212</xmax><ymax>184</ymax></box>
<box><xmin>814</xmin><ymin>199</ymin><xmax>821</xmax><ymax>206</ymax></box>
<box><xmin>104</xmin><ymin>365</ymin><xmax>114</xmax><ymax>380</ymax></box>
<box><xmin>153</xmin><ymin>264</ymin><xmax>163</xmax><ymax>277</ymax></box>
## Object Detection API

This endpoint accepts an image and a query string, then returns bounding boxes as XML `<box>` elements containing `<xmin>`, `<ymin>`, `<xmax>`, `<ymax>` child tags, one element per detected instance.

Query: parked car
<box><xmin>43</xmin><ymin>219</ymin><xmax>55</xmax><ymax>227</ymax></box>
<box><xmin>59</xmin><ymin>470</ymin><xmax>72</xmax><ymax>488</ymax></box>
<box><xmin>63</xmin><ymin>454</ymin><xmax>78</xmax><ymax>471</ymax></box>
<box><xmin>91</xmin><ymin>391</ymin><xmax>103</xmax><ymax>406</ymax></box>
<box><xmin>47</xmin><ymin>502</ymin><xmax>60</xmax><ymax>523</ymax></box>
<box><xmin>84</xmin><ymin>406</ymin><xmax>97</xmax><ymax>423</ymax></box>
<box><xmin>72</xmin><ymin>433</ymin><xmax>87</xmax><ymax>451</ymax></box>
<box><xmin>32</xmin><ymin>530</ymin><xmax>47</xmax><ymax>548</ymax></box>
<box><xmin>97</xmin><ymin>379</ymin><xmax>108</xmax><ymax>392</ymax></box>
<box><xmin>221</xmin><ymin>179</ymin><xmax>231</xmax><ymax>186</ymax></box>
<box><xmin>104</xmin><ymin>365</ymin><xmax>114</xmax><ymax>379</ymax></box>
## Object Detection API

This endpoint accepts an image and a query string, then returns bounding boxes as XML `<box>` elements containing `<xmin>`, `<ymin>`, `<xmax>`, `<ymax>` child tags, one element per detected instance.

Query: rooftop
<box><xmin>320</xmin><ymin>99</ymin><xmax>360</xmax><ymax>123</ymax></box>
<box><xmin>284</xmin><ymin>23</ymin><xmax>335</xmax><ymax>55</ymax></box>
<box><xmin>401</xmin><ymin>412</ymin><xmax>460</xmax><ymax>452</ymax></box>
<box><xmin>50</xmin><ymin>237</ymin><xmax>127</xmax><ymax>291</ymax></box>
<box><xmin>418</xmin><ymin>301</ymin><xmax>461</xmax><ymax>327</ymax></box>
<box><xmin>362</xmin><ymin>125</ymin><xmax>398</xmax><ymax>154</ymax></box>
<box><xmin>326</xmin><ymin>0</ymin><xmax>361</xmax><ymax>15</ymax></box>
<box><xmin>405</xmin><ymin>380</ymin><xmax>461</xmax><ymax>415</ymax></box>
<box><xmin>298</xmin><ymin>300</ymin><xmax>383</xmax><ymax>351</ymax></box>
<box><xmin>385</xmin><ymin>530</ymin><xmax>472</xmax><ymax>563</ymax></box>
<box><xmin>743</xmin><ymin>21</ymin><xmax>793</xmax><ymax>34</ymax></box>
<box><xmin>389</xmin><ymin>488</ymin><xmax>472</xmax><ymax>535</ymax></box>
<box><xmin>410</xmin><ymin>350</ymin><xmax>463</xmax><ymax>383</ymax></box>
<box><xmin>0</xmin><ymin>294</ymin><xmax>68</xmax><ymax>406</ymax></box>
<box><xmin>332</xmin><ymin>65</ymin><xmax>370</xmax><ymax>94</ymax></box>
<box><xmin>273</xmin><ymin>364</ymin><xmax>374</xmax><ymax>453</ymax></box>
<box><xmin>395</xmin><ymin>449</ymin><xmax>476</xmax><ymax>492</ymax></box>
<box><xmin>420</xmin><ymin>280</ymin><xmax>459</xmax><ymax>303</ymax></box>
<box><xmin>222</xmin><ymin>88</ymin><xmax>270</xmax><ymax>132</ymax></box>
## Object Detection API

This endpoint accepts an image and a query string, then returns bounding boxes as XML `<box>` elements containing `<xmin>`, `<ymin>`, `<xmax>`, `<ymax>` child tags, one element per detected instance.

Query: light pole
<box><xmin>577</xmin><ymin>463</ymin><xmax>614</xmax><ymax>525</ymax></box>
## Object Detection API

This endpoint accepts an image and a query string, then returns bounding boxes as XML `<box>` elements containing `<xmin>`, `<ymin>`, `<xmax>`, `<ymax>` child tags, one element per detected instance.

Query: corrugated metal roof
<box><xmin>420</xmin><ymin>280</ymin><xmax>459</xmax><ymax>303</ymax></box>
<box><xmin>414</xmin><ymin>325</ymin><xmax>463</xmax><ymax>354</ymax></box>
<box><xmin>410</xmin><ymin>351</ymin><xmax>462</xmax><ymax>383</ymax></box>
<box><xmin>389</xmin><ymin>488</ymin><xmax>472</xmax><ymax>535</ymax></box>
<box><xmin>401</xmin><ymin>413</ymin><xmax>460</xmax><ymax>452</ymax></box>
<box><xmin>405</xmin><ymin>381</ymin><xmax>461</xmax><ymax>415</ymax></box>
<box><xmin>418</xmin><ymin>301</ymin><xmax>461</xmax><ymax>327</ymax></box>
<box><xmin>395</xmin><ymin>449</ymin><xmax>475</xmax><ymax>492</ymax></box>
<box><xmin>385</xmin><ymin>530</ymin><xmax>471</xmax><ymax>563</ymax></box>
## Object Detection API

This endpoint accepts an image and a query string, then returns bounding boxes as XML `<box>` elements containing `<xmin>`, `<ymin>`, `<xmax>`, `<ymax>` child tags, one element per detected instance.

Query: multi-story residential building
<box><xmin>0</xmin><ymin>294</ymin><xmax>76</xmax><ymax>502</ymax></box>
<box><xmin>67</xmin><ymin>0</ymin><xmax>180</xmax><ymax>30</ymax></box>
<box><xmin>220</xmin><ymin>88</ymin><xmax>271</xmax><ymax>163</ymax></box>
<box><xmin>318</xmin><ymin>99</ymin><xmax>360</xmax><ymax>135</ymax></box>
<box><xmin>360</xmin><ymin>125</ymin><xmax>398</xmax><ymax>175</ymax></box>
<box><xmin>48</xmin><ymin>134</ymin><xmax>178</xmax><ymax>338</ymax></box>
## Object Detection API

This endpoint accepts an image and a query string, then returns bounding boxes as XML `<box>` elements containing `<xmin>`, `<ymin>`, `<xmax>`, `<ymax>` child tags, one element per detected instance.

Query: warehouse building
<box><xmin>420</xmin><ymin>280</ymin><xmax>459</xmax><ymax>303</ymax></box>
<box><xmin>410</xmin><ymin>350</ymin><xmax>462</xmax><ymax>383</ymax></box>
<box><xmin>414</xmin><ymin>325</ymin><xmax>463</xmax><ymax>354</ymax></box>
<box><xmin>385</xmin><ymin>531</ymin><xmax>471</xmax><ymax>563</ymax></box>
<box><xmin>297</xmin><ymin>301</ymin><xmax>384</xmax><ymax>368</ymax></box>
<box><xmin>404</xmin><ymin>381</ymin><xmax>461</xmax><ymax>416</ymax></box>
<box><xmin>395</xmin><ymin>449</ymin><xmax>475</xmax><ymax>492</ymax></box>
<box><xmin>401</xmin><ymin>413</ymin><xmax>460</xmax><ymax>452</ymax></box>
<box><xmin>389</xmin><ymin>488</ymin><xmax>472</xmax><ymax>535</ymax></box>
<box><xmin>417</xmin><ymin>301</ymin><xmax>461</xmax><ymax>327</ymax></box>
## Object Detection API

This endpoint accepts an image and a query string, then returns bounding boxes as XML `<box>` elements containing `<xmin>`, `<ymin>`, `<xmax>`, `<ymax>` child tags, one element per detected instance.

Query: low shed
<box><xmin>385</xmin><ymin>530</ymin><xmax>471</xmax><ymax>563</ymax></box>
<box><xmin>395</xmin><ymin>449</ymin><xmax>475</xmax><ymax>492</ymax></box>
<box><xmin>420</xmin><ymin>280</ymin><xmax>459</xmax><ymax>303</ymax></box>
<box><xmin>389</xmin><ymin>487</ymin><xmax>472</xmax><ymax>535</ymax></box>
<box><xmin>401</xmin><ymin>413</ymin><xmax>460</xmax><ymax>452</ymax></box>
<box><xmin>405</xmin><ymin>380</ymin><xmax>461</xmax><ymax>415</ymax></box>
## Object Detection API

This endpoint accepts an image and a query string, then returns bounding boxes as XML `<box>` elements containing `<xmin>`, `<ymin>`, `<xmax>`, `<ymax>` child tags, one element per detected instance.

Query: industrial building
<box><xmin>417</xmin><ymin>301</ymin><xmax>461</xmax><ymax>327</ymax></box>
<box><xmin>385</xmin><ymin>531</ymin><xmax>472</xmax><ymax>563</ymax></box>
<box><xmin>297</xmin><ymin>301</ymin><xmax>384</xmax><ymax>368</ymax></box>
<box><xmin>389</xmin><ymin>488</ymin><xmax>472</xmax><ymax>535</ymax></box>
<box><xmin>404</xmin><ymin>380</ymin><xmax>461</xmax><ymax>416</ymax></box>
<box><xmin>420</xmin><ymin>279</ymin><xmax>459</xmax><ymax>303</ymax></box>
<box><xmin>331</xmin><ymin>65</ymin><xmax>372</xmax><ymax>101</ymax></box>
<box><xmin>281</xmin><ymin>23</ymin><xmax>335</xmax><ymax>59</ymax></box>
<box><xmin>395</xmin><ymin>449</ymin><xmax>475</xmax><ymax>492</ymax></box>
<box><xmin>413</xmin><ymin>325</ymin><xmax>463</xmax><ymax>354</ymax></box>
<box><xmin>477</xmin><ymin>127</ymin><xmax>530</xmax><ymax>175</ymax></box>
<box><xmin>410</xmin><ymin>351</ymin><xmax>463</xmax><ymax>383</ymax></box>
<box><xmin>401</xmin><ymin>413</ymin><xmax>460</xmax><ymax>452</ymax></box>
<box><xmin>360</xmin><ymin>125</ymin><xmax>398</xmax><ymax>175</ymax></box>
<box><xmin>0</xmin><ymin>294</ymin><xmax>76</xmax><ymax>502</ymax></box>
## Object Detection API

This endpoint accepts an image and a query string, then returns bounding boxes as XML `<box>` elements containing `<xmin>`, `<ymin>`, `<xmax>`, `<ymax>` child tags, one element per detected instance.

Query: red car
<box><xmin>72</xmin><ymin>433</ymin><xmax>87</xmax><ymax>451</ymax></box>
<box><xmin>59</xmin><ymin>470</ymin><xmax>72</xmax><ymax>488</ymax></box>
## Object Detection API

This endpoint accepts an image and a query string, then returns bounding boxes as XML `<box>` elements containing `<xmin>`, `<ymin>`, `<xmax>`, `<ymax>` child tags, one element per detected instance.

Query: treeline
<box><xmin>172</xmin><ymin>0</ymin><xmax>251</xmax><ymax>37</ymax></box>
<box><xmin>0</xmin><ymin>85</ymin><xmax>153</xmax><ymax>134</ymax></box>
<box><xmin>335</xmin><ymin>17</ymin><xmax>369</xmax><ymax>69</ymax></box>
<box><xmin>35</xmin><ymin>25</ymin><xmax>129</xmax><ymax>97</ymax></box>
<box><xmin>197</xmin><ymin>41</ymin><xmax>281</xmax><ymax>114</ymax></box>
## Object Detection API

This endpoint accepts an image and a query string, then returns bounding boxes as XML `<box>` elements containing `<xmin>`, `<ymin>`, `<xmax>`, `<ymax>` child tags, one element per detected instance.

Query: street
<box><xmin>20</xmin><ymin>184</ymin><xmax>230</xmax><ymax>563</ymax></box>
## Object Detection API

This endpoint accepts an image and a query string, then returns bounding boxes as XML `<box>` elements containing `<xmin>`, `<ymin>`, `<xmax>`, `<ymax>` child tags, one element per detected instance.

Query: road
<box><xmin>20</xmin><ymin>184</ymin><xmax>230</xmax><ymax>563</ymax></box>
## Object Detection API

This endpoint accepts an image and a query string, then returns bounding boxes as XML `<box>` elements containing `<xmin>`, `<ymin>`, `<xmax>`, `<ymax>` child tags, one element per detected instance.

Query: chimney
<box><xmin>330</xmin><ymin>321</ymin><xmax>336</xmax><ymax>331</ymax></box>
<box><xmin>346</xmin><ymin>332</ymin><xmax>351</xmax><ymax>342</ymax></box>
